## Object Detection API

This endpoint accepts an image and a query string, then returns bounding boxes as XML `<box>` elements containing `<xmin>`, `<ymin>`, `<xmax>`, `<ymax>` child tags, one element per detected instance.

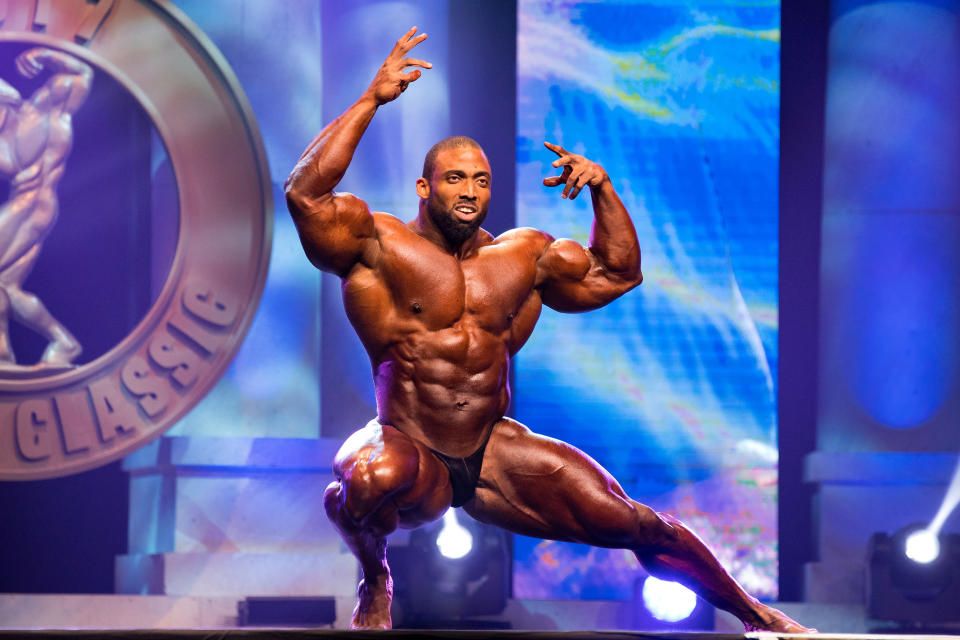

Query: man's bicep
<box><xmin>289</xmin><ymin>191</ymin><xmax>377</xmax><ymax>277</ymax></box>
<box><xmin>537</xmin><ymin>238</ymin><xmax>635</xmax><ymax>312</ymax></box>
<box><xmin>536</xmin><ymin>238</ymin><xmax>594</xmax><ymax>311</ymax></box>
<box><xmin>537</xmin><ymin>238</ymin><xmax>590</xmax><ymax>284</ymax></box>
<box><xmin>40</xmin><ymin>73</ymin><xmax>91</xmax><ymax>113</ymax></box>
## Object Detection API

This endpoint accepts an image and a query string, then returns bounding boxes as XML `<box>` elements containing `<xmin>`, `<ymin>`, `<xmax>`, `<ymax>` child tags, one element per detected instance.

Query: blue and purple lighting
<box><xmin>514</xmin><ymin>0</ymin><xmax>780</xmax><ymax>600</ymax></box>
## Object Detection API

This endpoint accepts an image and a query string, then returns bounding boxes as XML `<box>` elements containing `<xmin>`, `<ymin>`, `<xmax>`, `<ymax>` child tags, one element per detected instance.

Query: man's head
<box><xmin>417</xmin><ymin>136</ymin><xmax>491</xmax><ymax>247</ymax></box>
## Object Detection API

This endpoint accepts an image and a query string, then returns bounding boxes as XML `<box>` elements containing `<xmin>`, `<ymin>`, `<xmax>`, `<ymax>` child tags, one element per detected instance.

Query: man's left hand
<box><xmin>15</xmin><ymin>48</ymin><xmax>50</xmax><ymax>78</ymax></box>
<box><xmin>542</xmin><ymin>141</ymin><xmax>608</xmax><ymax>200</ymax></box>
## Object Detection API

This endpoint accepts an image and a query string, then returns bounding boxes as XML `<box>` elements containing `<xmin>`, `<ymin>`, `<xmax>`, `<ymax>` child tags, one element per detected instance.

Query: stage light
<box><xmin>631</xmin><ymin>574</ymin><xmax>713</xmax><ymax>631</ymax></box>
<box><xmin>387</xmin><ymin>513</ymin><xmax>510</xmax><ymax>628</ymax></box>
<box><xmin>868</xmin><ymin>523</ymin><xmax>960</xmax><ymax>625</ymax></box>
<box><xmin>905</xmin><ymin>528</ymin><xmax>940</xmax><ymax>564</ymax></box>
<box><xmin>437</xmin><ymin>509</ymin><xmax>473</xmax><ymax>559</ymax></box>
<box><xmin>641</xmin><ymin>576</ymin><xmax>697</xmax><ymax>622</ymax></box>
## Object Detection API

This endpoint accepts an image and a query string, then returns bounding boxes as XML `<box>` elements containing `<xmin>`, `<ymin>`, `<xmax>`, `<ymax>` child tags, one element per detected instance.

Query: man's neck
<box><xmin>411</xmin><ymin>210</ymin><xmax>481</xmax><ymax>260</ymax></box>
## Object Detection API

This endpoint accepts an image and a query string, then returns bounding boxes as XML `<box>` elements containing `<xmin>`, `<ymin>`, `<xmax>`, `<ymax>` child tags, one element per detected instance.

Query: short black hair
<box><xmin>422</xmin><ymin>136</ymin><xmax>483</xmax><ymax>181</ymax></box>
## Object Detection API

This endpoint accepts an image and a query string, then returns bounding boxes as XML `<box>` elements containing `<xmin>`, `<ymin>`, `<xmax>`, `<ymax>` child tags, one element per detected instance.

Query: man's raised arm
<box><xmin>16</xmin><ymin>48</ymin><xmax>92</xmax><ymax>114</ymax></box>
<box><xmin>534</xmin><ymin>142</ymin><xmax>643</xmax><ymax>312</ymax></box>
<box><xmin>284</xmin><ymin>27</ymin><xmax>431</xmax><ymax>277</ymax></box>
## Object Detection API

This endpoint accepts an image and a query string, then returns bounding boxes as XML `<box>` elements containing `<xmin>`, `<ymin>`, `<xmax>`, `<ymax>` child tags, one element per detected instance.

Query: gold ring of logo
<box><xmin>0</xmin><ymin>0</ymin><xmax>272</xmax><ymax>480</ymax></box>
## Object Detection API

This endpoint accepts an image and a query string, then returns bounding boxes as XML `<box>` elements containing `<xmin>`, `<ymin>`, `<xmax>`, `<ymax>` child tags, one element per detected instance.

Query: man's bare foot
<box><xmin>350</xmin><ymin>573</ymin><xmax>393</xmax><ymax>630</ymax></box>
<box><xmin>744</xmin><ymin>602</ymin><xmax>817</xmax><ymax>633</ymax></box>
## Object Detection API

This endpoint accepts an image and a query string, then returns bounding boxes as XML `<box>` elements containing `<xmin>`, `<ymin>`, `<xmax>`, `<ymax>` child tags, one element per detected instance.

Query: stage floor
<box><xmin>1</xmin><ymin>595</ymin><xmax>956</xmax><ymax>637</ymax></box>
<box><xmin>1</xmin><ymin>631</ymin><xmax>959</xmax><ymax>640</ymax></box>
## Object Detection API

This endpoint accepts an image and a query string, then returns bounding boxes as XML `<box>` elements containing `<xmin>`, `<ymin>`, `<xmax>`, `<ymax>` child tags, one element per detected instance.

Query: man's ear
<box><xmin>416</xmin><ymin>177</ymin><xmax>430</xmax><ymax>199</ymax></box>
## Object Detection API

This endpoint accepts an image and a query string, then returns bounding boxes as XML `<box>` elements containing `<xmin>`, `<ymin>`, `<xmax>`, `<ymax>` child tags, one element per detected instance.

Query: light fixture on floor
<box><xmin>632</xmin><ymin>573</ymin><xmax>713</xmax><ymax>631</ymax></box>
<box><xmin>436</xmin><ymin>509</ymin><xmax>473</xmax><ymax>559</ymax></box>
<box><xmin>868</xmin><ymin>522</ymin><xmax>960</xmax><ymax>624</ymax></box>
<box><xmin>641</xmin><ymin>576</ymin><xmax>697</xmax><ymax>622</ymax></box>
<box><xmin>387</xmin><ymin>509</ymin><xmax>510</xmax><ymax>629</ymax></box>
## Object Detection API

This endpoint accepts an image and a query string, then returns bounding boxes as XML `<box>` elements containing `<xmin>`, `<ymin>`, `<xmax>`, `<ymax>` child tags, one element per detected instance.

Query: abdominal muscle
<box><xmin>372</xmin><ymin>322</ymin><xmax>511</xmax><ymax>458</ymax></box>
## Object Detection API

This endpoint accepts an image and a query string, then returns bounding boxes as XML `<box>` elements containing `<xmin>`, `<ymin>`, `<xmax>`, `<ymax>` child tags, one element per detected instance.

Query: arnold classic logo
<box><xmin>0</xmin><ymin>0</ymin><xmax>272</xmax><ymax>480</ymax></box>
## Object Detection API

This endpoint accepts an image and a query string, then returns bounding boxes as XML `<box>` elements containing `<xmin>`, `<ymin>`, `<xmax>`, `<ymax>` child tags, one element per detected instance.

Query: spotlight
<box><xmin>387</xmin><ymin>512</ymin><xmax>510</xmax><ymax>628</ymax></box>
<box><xmin>868</xmin><ymin>523</ymin><xmax>960</xmax><ymax>624</ymax></box>
<box><xmin>437</xmin><ymin>509</ymin><xmax>473</xmax><ymax>559</ymax></box>
<box><xmin>905</xmin><ymin>528</ymin><xmax>940</xmax><ymax>565</ymax></box>
<box><xmin>632</xmin><ymin>574</ymin><xmax>713</xmax><ymax>631</ymax></box>
<box><xmin>641</xmin><ymin>577</ymin><xmax>697</xmax><ymax>622</ymax></box>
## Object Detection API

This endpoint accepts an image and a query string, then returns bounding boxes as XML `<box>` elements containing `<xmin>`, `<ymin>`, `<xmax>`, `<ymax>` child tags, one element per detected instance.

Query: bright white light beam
<box><xmin>905</xmin><ymin>454</ymin><xmax>960</xmax><ymax>564</ymax></box>
<box><xmin>928</xmin><ymin>454</ymin><xmax>960</xmax><ymax>537</ymax></box>
<box><xmin>905</xmin><ymin>528</ymin><xmax>941</xmax><ymax>564</ymax></box>
<box><xmin>641</xmin><ymin>576</ymin><xmax>697</xmax><ymax>622</ymax></box>
<box><xmin>436</xmin><ymin>508</ymin><xmax>473</xmax><ymax>559</ymax></box>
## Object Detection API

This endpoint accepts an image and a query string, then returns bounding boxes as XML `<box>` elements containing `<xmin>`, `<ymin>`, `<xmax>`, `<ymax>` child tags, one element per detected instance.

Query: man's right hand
<box><xmin>365</xmin><ymin>27</ymin><xmax>432</xmax><ymax>106</ymax></box>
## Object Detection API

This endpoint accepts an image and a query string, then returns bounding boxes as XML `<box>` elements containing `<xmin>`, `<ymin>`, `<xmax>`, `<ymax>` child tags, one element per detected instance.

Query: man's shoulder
<box><xmin>371</xmin><ymin>211</ymin><xmax>410</xmax><ymax>237</ymax></box>
<box><xmin>492</xmin><ymin>226</ymin><xmax>554</xmax><ymax>254</ymax></box>
<box><xmin>369</xmin><ymin>212</ymin><xmax>434</xmax><ymax>254</ymax></box>
<box><xmin>372</xmin><ymin>210</ymin><xmax>405</xmax><ymax>224</ymax></box>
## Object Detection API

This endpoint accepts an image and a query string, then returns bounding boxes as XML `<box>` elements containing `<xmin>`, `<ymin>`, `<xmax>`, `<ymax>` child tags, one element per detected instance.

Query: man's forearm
<box><xmin>588</xmin><ymin>179</ymin><xmax>641</xmax><ymax>277</ymax></box>
<box><xmin>286</xmin><ymin>28</ymin><xmax>430</xmax><ymax>203</ymax></box>
<box><xmin>541</xmin><ymin>142</ymin><xmax>641</xmax><ymax>281</ymax></box>
<box><xmin>38</xmin><ymin>50</ymin><xmax>92</xmax><ymax>78</ymax></box>
<box><xmin>31</xmin><ymin>50</ymin><xmax>92</xmax><ymax>113</ymax></box>
<box><xmin>286</xmin><ymin>93</ymin><xmax>379</xmax><ymax>201</ymax></box>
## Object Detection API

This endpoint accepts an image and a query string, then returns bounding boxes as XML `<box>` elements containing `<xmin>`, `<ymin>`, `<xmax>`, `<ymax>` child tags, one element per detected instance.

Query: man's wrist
<box><xmin>356</xmin><ymin>91</ymin><xmax>382</xmax><ymax>111</ymax></box>
<box><xmin>591</xmin><ymin>173</ymin><xmax>611</xmax><ymax>190</ymax></box>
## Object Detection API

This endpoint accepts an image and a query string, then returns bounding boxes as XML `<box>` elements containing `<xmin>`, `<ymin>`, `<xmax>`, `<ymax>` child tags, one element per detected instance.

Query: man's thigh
<box><xmin>465</xmin><ymin>418</ymin><xmax>665</xmax><ymax>548</ymax></box>
<box><xmin>334</xmin><ymin>420</ymin><xmax>453</xmax><ymax>528</ymax></box>
<box><xmin>0</xmin><ymin>242</ymin><xmax>40</xmax><ymax>286</ymax></box>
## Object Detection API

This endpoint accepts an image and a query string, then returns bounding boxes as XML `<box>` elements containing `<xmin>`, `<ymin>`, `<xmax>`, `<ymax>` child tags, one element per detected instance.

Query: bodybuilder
<box><xmin>286</xmin><ymin>28</ymin><xmax>812</xmax><ymax>633</ymax></box>
<box><xmin>0</xmin><ymin>47</ymin><xmax>92</xmax><ymax>368</ymax></box>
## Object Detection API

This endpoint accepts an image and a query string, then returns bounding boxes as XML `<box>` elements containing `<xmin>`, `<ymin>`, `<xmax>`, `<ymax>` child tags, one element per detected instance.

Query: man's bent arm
<box><xmin>284</xmin><ymin>27</ymin><xmax>431</xmax><ymax>277</ymax></box>
<box><xmin>17</xmin><ymin>48</ymin><xmax>92</xmax><ymax>113</ymax></box>
<box><xmin>284</xmin><ymin>94</ymin><xmax>379</xmax><ymax>277</ymax></box>
<box><xmin>536</xmin><ymin>143</ymin><xmax>642</xmax><ymax>312</ymax></box>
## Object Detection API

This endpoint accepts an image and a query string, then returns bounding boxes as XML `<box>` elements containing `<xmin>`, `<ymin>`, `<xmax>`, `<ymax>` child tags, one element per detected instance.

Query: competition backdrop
<box><xmin>149</xmin><ymin>0</ymin><xmax>782</xmax><ymax>602</ymax></box>
<box><xmin>0</xmin><ymin>0</ymin><xmax>776</xmax><ymax>600</ymax></box>
<box><xmin>166</xmin><ymin>0</ymin><xmax>781</xmax><ymax>602</ymax></box>
<box><xmin>512</xmin><ymin>0</ymin><xmax>780</xmax><ymax>600</ymax></box>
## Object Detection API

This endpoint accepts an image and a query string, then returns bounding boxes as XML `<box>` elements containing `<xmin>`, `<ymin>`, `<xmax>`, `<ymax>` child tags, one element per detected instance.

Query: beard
<box><xmin>428</xmin><ymin>198</ymin><xmax>487</xmax><ymax>247</ymax></box>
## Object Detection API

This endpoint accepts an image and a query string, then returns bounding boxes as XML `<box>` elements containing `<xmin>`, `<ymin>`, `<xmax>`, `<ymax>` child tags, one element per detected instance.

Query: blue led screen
<box><xmin>512</xmin><ymin>0</ymin><xmax>780</xmax><ymax>600</ymax></box>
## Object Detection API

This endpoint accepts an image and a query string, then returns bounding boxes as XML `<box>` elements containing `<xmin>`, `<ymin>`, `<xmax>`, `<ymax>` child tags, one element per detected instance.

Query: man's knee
<box><xmin>351</xmin><ymin>451</ymin><xmax>418</xmax><ymax>495</ymax></box>
<box><xmin>335</xmin><ymin>443</ymin><xmax>420</xmax><ymax>523</ymax></box>
<box><xmin>8</xmin><ymin>288</ymin><xmax>43</xmax><ymax>321</ymax></box>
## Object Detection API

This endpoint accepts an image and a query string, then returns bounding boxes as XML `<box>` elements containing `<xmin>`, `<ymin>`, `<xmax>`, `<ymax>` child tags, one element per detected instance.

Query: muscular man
<box><xmin>0</xmin><ymin>47</ymin><xmax>92</xmax><ymax>369</ymax></box>
<box><xmin>286</xmin><ymin>29</ymin><xmax>811</xmax><ymax>632</ymax></box>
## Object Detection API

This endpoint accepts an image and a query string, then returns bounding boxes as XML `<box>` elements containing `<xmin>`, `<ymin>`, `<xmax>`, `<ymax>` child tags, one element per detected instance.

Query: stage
<box><xmin>0</xmin><ymin>595</ymin><xmax>946</xmax><ymax>637</ymax></box>
<box><xmin>2</xmin><ymin>2</ymin><xmax>959</xmax><ymax>639</ymax></box>
<box><xmin>0</xmin><ymin>630</ymin><xmax>959</xmax><ymax>640</ymax></box>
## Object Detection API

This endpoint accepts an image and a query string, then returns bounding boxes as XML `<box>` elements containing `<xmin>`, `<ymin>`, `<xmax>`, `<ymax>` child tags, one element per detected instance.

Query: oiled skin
<box><xmin>286</xmin><ymin>28</ymin><xmax>814</xmax><ymax>634</ymax></box>
<box><xmin>342</xmin><ymin>214</ymin><xmax>630</xmax><ymax>457</ymax></box>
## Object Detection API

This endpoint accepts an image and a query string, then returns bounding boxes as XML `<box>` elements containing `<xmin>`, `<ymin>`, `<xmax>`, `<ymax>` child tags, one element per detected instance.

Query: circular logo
<box><xmin>0</xmin><ymin>0</ymin><xmax>272</xmax><ymax>480</ymax></box>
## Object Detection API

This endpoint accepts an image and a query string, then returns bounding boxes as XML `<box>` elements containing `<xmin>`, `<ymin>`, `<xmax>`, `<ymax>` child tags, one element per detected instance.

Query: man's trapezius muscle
<box><xmin>0</xmin><ymin>47</ymin><xmax>92</xmax><ymax>368</ymax></box>
<box><xmin>285</xmin><ymin>28</ymin><xmax>813</xmax><ymax>633</ymax></box>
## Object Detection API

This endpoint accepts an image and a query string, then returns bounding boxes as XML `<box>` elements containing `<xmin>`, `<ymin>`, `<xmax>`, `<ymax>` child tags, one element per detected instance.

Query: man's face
<box><xmin>419</xmin><ymin>145</ymin><xmax>491</xmax><ymax>246</ymax></box>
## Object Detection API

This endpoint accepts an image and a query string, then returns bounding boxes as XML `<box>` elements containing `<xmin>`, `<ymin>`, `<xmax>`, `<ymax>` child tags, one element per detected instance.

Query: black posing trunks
<box><xmin>429</xmin><ymin>435</ymin><xmax>490</xmax><ymax>508</ymax></box>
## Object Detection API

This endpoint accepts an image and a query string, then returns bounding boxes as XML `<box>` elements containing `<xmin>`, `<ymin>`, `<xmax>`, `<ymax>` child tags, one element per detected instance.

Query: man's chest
<box><xmin>354</xmin><ymin>242</ymin><xmax>539</xmax><ymax>332</ymax></box>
